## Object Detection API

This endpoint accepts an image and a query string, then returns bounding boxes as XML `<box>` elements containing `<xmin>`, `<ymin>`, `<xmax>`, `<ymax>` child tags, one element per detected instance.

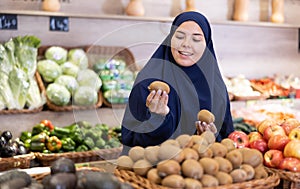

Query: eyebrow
<box><xmin>176</xmin><ymin>30</ymin><xmax>204</xmax><ymax>37</ymax></box>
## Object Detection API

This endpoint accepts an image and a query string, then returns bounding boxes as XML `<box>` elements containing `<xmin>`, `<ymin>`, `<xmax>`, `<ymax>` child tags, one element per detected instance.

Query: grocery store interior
<box><xmin>0</xmin><ymin>0</ymin><xmax>300</xmax><ymax>188</ymax></box>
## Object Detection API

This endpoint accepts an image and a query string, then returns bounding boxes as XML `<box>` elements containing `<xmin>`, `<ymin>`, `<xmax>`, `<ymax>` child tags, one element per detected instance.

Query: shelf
<box><xmin>1</xmin><ymin>10</ymin><xmax>300</xmax><ymax>29</ymax></box>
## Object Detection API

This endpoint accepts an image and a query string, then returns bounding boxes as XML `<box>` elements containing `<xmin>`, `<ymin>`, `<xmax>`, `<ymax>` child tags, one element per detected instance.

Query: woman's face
<box><xmin>171</xmin><ymin>21</ymin><xmax>206</xmax><ymax>67</ymax></box>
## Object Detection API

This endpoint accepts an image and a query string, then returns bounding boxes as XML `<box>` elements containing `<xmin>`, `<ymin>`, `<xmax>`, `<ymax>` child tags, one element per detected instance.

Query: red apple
<box><xmin>268</xmin><ymin>134</ymin><xmax>290</xmax><ymax>151</ymax></box>
<box><xmin>278</xmin><ymin>157</ymin><xmax>300</xmax><ymax>172</ymax></box>
<box><xmin>288</xmin><ymin>127</ymin><xmax>300</xmax><ymax>141</ymax></box>
<box><xmin>248</xmin><ymin>131</ymin><xmax>263</xmax><ymax>143</ymax></box>
<box><xmin>249</xmin><ymin>138</ymin><xmax>268</xmax><ymax>153</ymax></box>
<box><xmin>257</xmin><ymin>119</ymin><xmax>278</xmax><ymax>135</ymax></box>
<box><xmin>281</xmin><ymin>118</ymin><xmax>300</xmax><ymax>135</ymax></box>
<box><xmin>263</xmin><ymin>149</ymin><xmax>284</xmax><ymax>168</ymax></box>
<box><xmin>284</xmin><ymin>140</ymin><xmax>300</xmax><ymax>159</ymax></box>
<box><xmin>263</xmin><ymin>124</ymin><xmax>286</xmax><ymax>141</ymax></box>
<box><xmin>228</xmin><ymin>131</ymin><xmax>249</xmax><ymax>148</ymax></box>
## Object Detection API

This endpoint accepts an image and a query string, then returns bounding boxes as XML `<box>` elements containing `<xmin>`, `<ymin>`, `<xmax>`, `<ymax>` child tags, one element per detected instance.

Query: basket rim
<box><xmin>114</xmin><ymin>168</ymin><xmax>280</xmax><ymax>189</ymax></box>
<box><xmin>265</xmin><ymin>167</ymin><xmax>300</xmax><ymax>183</ymax></box>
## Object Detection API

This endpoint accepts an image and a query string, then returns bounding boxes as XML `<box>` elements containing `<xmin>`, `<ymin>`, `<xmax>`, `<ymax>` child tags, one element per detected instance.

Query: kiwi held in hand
<box><xmin>148</xmin><ymin>81</ymin><xmax>170</xmax><ymax>94</ymax></box>
<box><xmin>197</xmin><ymin>109</ymin><xmax>215</xmax><ymax>123</ymax></box>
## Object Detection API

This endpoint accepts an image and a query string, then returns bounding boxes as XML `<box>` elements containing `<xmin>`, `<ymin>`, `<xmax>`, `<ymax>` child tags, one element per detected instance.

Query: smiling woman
<box><xmin>121</xmin><ymin>11</ymin><xmax>234</xmax><ymax>153</ymax></box>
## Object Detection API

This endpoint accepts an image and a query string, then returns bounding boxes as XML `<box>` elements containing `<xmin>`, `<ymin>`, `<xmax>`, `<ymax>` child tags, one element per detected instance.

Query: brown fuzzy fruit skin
<box><xmin>197</xmin><ymin>109</ymin><xmax>215</xmax><ymax>123</ymax></box>
<box><xmin>148</xmin><ymin>81</ymin><xmax>170</xmax><ymax>94</ymax></box>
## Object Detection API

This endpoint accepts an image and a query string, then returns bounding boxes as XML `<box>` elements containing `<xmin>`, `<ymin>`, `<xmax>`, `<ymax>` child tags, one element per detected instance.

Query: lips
<box><xmin>178</xmin><ymin>50</ymin><xmax>193</xmax><ymax>56</ymax></box>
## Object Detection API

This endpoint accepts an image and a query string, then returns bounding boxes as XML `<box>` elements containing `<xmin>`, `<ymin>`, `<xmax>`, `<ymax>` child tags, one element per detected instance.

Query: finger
<box><xmin>154</xmin><ymin>89</ymin><xmax>162</xmax><ymax>99</ymax></box>
<box><xmin>146</xmin><ymin>90</ymin><xmax>156</xmax><ymax>107</ymax></box>
<box><xmin>161</xmin><ymin>91</ymin><xmax>169</xmax><ymax>105</ymax></box>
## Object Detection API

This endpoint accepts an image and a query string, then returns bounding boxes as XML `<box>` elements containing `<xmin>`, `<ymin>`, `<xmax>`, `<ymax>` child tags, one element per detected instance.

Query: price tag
<box><xmin>0</xmin><ymin>14</ymin><xmax>18</xmax><ymax>30</ymax></box>
<box><xmin>49</xmin><ymin>16</ymin><xmax>69</xmax><ymax>32</ymax></box>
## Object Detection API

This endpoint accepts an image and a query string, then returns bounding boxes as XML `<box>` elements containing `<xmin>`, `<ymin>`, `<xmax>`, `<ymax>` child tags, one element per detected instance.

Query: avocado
<box><xmin>50</xmin><ymin>157</ymin><xmax>76</xmax><ymax>175</ymax></box>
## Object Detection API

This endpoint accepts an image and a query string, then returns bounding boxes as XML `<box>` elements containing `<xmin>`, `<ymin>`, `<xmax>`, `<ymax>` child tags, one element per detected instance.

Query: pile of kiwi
<box><xmin>116</xmin><ymin>131</ymin><xmax>268</xmax><ymax>188</ymax></box>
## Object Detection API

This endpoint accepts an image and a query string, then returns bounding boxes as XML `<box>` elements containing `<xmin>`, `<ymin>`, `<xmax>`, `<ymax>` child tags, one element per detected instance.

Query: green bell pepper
<box><xmin>30</xmin><ymin>142</ymin><xmax>45</xmax><ymax>152</ymax></box>
<box><xmin>61</xmin><ymin>137</ymin><xmax>76</xmax><ymax>151</ymax></box>
<box><xmin>64</xmin><ymin>123</ymin><xmax>85</xmax><ymax>144</ymax></box>
<box><xmin>50</xmin><ymin>126</ymin><xmax>71</xmax><ymax>139</ymax></box>
<box><xmin>31</xmin><ymin>132</ymin><xmax>49</xmax><ymax>143</ymax></box>
<box><xmin>32</xmin><ymin>123</ymin><xmax>50</xmax><ymax>136</ymax></box>
<box><xmin>84</xmin><ymin>136</ymin><xmax>95</xmax><ymax>149</ymax></box>
<box><xmin>20</xmin><ymin>131</ymin><xmax>32</xmax><ymax>143</ymax></box>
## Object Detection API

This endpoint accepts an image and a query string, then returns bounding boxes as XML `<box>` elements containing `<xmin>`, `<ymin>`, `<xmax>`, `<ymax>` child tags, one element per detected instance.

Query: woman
<box><xmin>121</xmin><ymin>11</ymin><xmax>234</xmax><ymax>150</ymax></box>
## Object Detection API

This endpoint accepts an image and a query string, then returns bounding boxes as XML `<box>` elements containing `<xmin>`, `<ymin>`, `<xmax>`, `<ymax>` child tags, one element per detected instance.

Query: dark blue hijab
<box><xmin>121</xmin><ymin>11</ymin><xmax>234</xmax><ymax>149</ymax></box>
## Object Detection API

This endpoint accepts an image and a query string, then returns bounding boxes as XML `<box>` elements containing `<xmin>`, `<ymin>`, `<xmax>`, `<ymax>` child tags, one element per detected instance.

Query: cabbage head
<box><xmin>37</xmin><ymin>59</ymin><xmax>62</xmax><ymax>83</ymax></box>
<box><xmin>76</xmin><ymin>69</ymin><xmax>102</xmax><ymax>91</ymax></box>
<box><xmin>68</xmin><ymin>48</ymin><xmax>88</xmax><ymax>69</ymax></box>
<box><xmin>46</xmin><ymin>83</ymin><xmax>71</xmax><ymax>106</ymax></box>
<box><xmin>73</xmin><ymin>86</ymin><xmax>98</xmax><ymax>106</ymax></box>
<box><xmin>60</xmin><ymin>61</ymin><xmax>79</xmax><ymax>77</ymax></box>
<box><xmin>55</xmin><ymin>75</ymin><xmax>79</xmax><ymax>94</ymax></box>
<box><xmin>45</xmin><ymin>46</ymin><xmax>68</xmax><ymax>64</ymax></box>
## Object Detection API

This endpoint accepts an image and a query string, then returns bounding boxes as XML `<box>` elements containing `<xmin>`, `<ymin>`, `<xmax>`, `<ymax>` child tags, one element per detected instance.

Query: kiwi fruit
<box><xmin>230</xmin><ymin>168</ymin><xmax>248</xmax><ymax>183</ymax></box>
<box><xmin>184</xmin><ymin>178</ymin><xmax>203</xmax><ymax>189</ymax></box>
<box><xmin>214</xmin><ymin>157</ymin><xmax>233</xmax><ymax>173</ymax></box>
<box><xmin>161</xmin><ymin>174</ymin><xmax>185</xmax><ymax>188</ymax></box>
<box><xmin>132</xmin><ymin>159</ymin><xmax>153</xmax><ymax>176</ymax></box>
<box><xmin>220</xmin><ymin>138</ymin><xmax>236</xmax><ymax>152</ymax></box>
<box><xmin>128</xmin><ymin>146</ymin><xmax>145</xmax><ymax>162</ymax></box>
<box><xmin>182</xmin><ymin>148</ymin><xmax>199</xmax><ymax>160</ymax></box>
<box><xmin>147</xmin><ymin>168</ymin><xmax>162</xmax><ymax>184</ymax></box>
<box><xmin>158</xmin><ymin>143</ymin><xmax>184</xmax><ymax>162</ymax></box>
<box><xmin>241</xmin><ymin>148</ymin><xmax>263</xmax><ymax>168</ymax></box>
<box><xmin>209</xmin><ymin>142</ymin><xmax>228</xmax><ymax>157</ymax></box>
<box><xmin>157</xmin><ymin>159</ymin><xmax>181</xmax><ymax>177</ymax></box>
<box><xmin>200</xmin><ymin>174</ymin><xmax>219</xmax><ymax>187</ymax></box>
<box><xmin>215</xmin><ymin>171</ymin><xmax>233</xmax><ymax>185</ymax></box>
<box><xmin>161</xmin><ymin>139</ymin><xmax>180</xmax><ymax>147</ymax></box>
<box><xmin>254</xmin><ymin>165</ymin><xmax>268</xmax><ymax>179</ymax></box>
<box><xmin>148</xmin><ymin>81</ymin><xmax>170</xmax><ymax>94</ymax></box>
<box><xmin>181</xmin><ymin>159</ymin><xmax>204</xmax><ymax>179</ymax></box>
<box><xmin>193</xmin><ymin>144</ymin><xmax>213</xmax><ymax>158</ymax></box>
<box><xmin>116</xmin><ymin>155</ymin><xmax>134</xmax><ymax>171</ymax></box>
<box><xmin>197</xmin><ymin>109</ymin><xmax>215</xmax><ymax>123</ymax></box>
<box><xmin>191</xmin><ymin>135</ymin><xmax>209</xmax><ymax>146</ymax></box>
<box><xmin>199</xmin><ymin>157</ymin><xmax>219</xmax><ymax>175</ymax></box>
<box><xmin>240</xmin><ymin>164</ymin><xmax>255</xmax><ymax>180</ymax></box>
<box><xmin>144</xmin><ymin>146</ymin><xmax>160</xmax><ymax>165</ymax></box>
<box><xmin>176</xmin><ymin>134</ymin><xmax>193</xmax><ymax>148</ymax></box>
<box><xmin>225</xmin><ymin>149</ymin><xmax>243</xmax><ymax>169</ymax></box>
<box><xmin>200</xmin><ymin>131</ymin><xmax>216</xmax><ymax>144</ymax></box>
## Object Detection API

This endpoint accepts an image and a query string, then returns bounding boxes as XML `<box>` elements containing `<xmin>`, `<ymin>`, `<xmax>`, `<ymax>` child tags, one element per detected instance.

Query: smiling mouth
<box><xmin>178</xmin><ymin>50</ymin><xmax>193</xmax><ymax>56</ymax></box>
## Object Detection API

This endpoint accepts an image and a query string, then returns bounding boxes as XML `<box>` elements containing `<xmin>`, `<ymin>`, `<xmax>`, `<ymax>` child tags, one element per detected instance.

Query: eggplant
<box><xmin>1</xmin><ymin>145</ymin><xmax>17</xmax><ymax>157</ymax></box>
<box><xmin>1</xmin><ymin>131</ymin><xmax>12</xmax><ymax>141</ymax></box>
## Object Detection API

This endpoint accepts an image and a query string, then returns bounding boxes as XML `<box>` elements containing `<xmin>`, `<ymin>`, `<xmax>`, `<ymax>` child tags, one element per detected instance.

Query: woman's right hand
<box><xmin>146</xmin><ymin>89</ymin><xmax>170</xmax><ymax>116</ymax></box>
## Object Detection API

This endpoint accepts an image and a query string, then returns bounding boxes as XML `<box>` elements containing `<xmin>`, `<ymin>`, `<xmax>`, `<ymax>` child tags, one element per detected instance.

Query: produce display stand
<box><xmin>34</xmin><ymin>146</ymin><xmax>122</xmax><ymax>166</ymax></box>
<box><xmin>266</xmin><ymin>167</ymin><xmax>300</xmax><ymax>189</ymax></box>
<box><xmin>85</xmin><ymin>45</ymin><xmax>138</xmax><ymax>108</ymax></box>
<box><xmin>0</xmin><ymin>72</ymin><xmax>45</xmax><ymax>115</ymax></box>
<box><xmin>0</xmin><ymin>152</ymin><xmax>35</xmax><ymax>172</ymax></box>
<box><xmin>114</xmin><ymin>168</ymin><xmax>280</xmax><ymax>189</ymax></box>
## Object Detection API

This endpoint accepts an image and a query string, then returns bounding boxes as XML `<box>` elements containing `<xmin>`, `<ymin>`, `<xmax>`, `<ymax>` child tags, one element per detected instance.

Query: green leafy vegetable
<box><xmin>46</xmin><ymin>83</ymin><xmax>71</xmax><ymax>106</ymax></box>
<box><xmin>73</xmin><ymin>86</ymin><xmax>98</xmax><ymax>106</ymax></box>
<box><xmin>68</xmin><ymin>48</ymin><xmax>88</xmax><ymax>69</ymax></box>
<box><xmin>45</xmin><ymin>46</ymin><xmax>68</xmax><ymax>64</ymax></box>
<box><xmin>37</xmin><ymin>59</ymin><xmax>62</xmax><ymax>82</ymax></box>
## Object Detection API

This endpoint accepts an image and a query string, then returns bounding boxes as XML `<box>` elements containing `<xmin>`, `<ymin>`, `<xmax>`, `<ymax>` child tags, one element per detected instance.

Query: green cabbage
<box><xmin>55</xmin><ymin>75</ymin><xmax>79</xmax><ymax>94</ymax></box>
<box><xmin>37</xmin><ymin>59</ymin><xmax>62</xmax><ymax>83</ymax></box>
<box><xmin>76</xmin><ymin>69</ymin><xmax>102</xmax><ymax>91</ymax></box>
<box><xmin>46</xmin><ymin>83</ymin><xmax>71</xmax><ymax>106</ymax></box>
<box><xmin>68</xmin><ymin>48</ymin><xmax>88</xmax><ymax>69</ymax></box>
<box><xmin>73</xmin><ymin>86</ymin><xmax>98</xmax><ymax>106</ymax></box>
<box><xmin>45</xmin><ymin>46</ymin><xmax>68</xmax><ymax>64</ymax></box>
<box><xmin>60</xmin><ymin>61</ymin><xmax>79</xmax><ymax>77</ymax></box>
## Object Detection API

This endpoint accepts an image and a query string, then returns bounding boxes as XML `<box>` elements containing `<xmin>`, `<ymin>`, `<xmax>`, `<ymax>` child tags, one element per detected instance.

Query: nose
<box><xmin>182</xmin><ymin>37</ymin><xmax>191</xmax><ymax>48</ymax></box>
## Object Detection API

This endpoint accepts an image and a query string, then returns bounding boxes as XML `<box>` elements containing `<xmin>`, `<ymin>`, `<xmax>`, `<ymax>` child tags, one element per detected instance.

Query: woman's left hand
<box><xmin>146</xmin><ymin>89</ymin><xmax>170</xmax><ymax>116</ymax></box>
<box><xmin>195</xmin><ymin>121</ymin><xmax>217</xmax><ymax>135</ymax></box>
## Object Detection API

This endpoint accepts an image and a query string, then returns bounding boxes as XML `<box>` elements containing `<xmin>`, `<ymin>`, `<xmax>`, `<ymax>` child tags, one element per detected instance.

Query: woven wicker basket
<box><xmin>114</xmin><ymin>168</ymin><xmax>280</xmax><ymax>189</ymax></box>
<box><xmin>0</xmin><ymin>72</ymin><xmax>45</xmax><ymax>114</ymax></box>
<box><xmin>35</xmin><ymin>147</ymin><xmax>122</xmax><ymax>166</ymax></box>
<box><xmin>266</xmin><ymin>167</ymin><xmax>300</xmax><ymax>189</ymax></box>
<box><xmin>0</xmin><ymin>153</ymin><xmax>35</xmax><ymax>171</ymax></box>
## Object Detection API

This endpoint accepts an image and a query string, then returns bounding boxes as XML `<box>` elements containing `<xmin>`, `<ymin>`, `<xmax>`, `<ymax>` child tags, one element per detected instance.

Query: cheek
<box><xmin>193</xmin><ymin>43</ymin><xmax>206</xmax><ymax>59</ymax></box>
